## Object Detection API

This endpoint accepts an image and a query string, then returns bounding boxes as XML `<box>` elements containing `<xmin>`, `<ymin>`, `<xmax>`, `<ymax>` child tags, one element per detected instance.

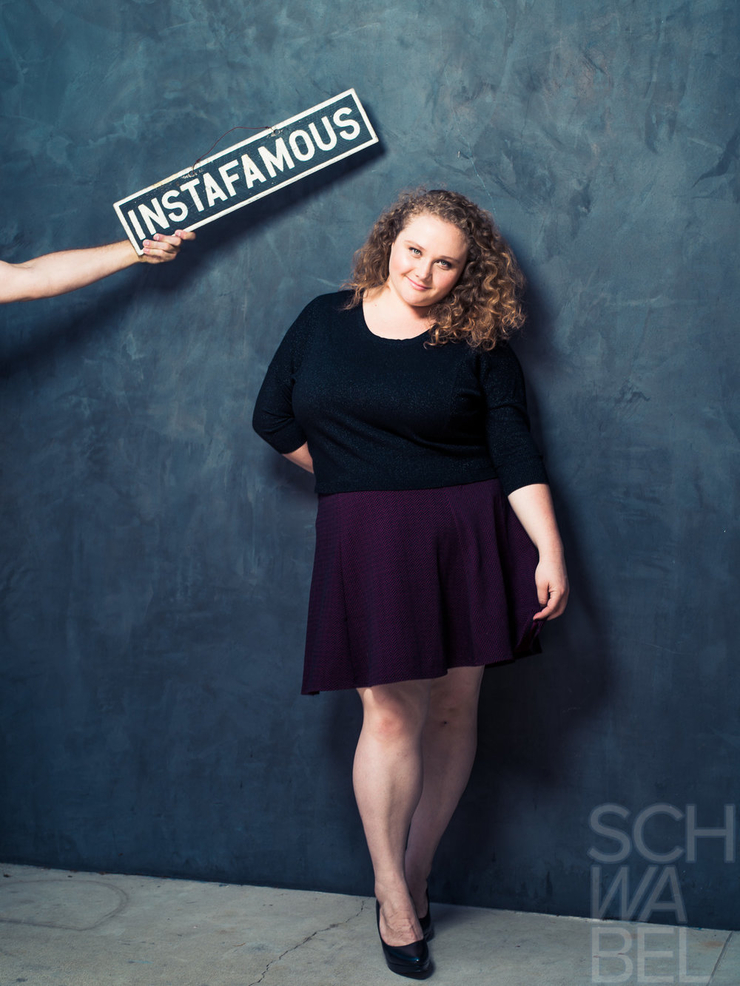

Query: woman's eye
<box><xmin>409</xmin><ymin>246</ymin><xmax>421</xmax><ymax>255</ymax></box>
<box><xmin>437</xmin><ymin>260</ymin><xmax>451</xmax><ymax>269</ymax></box>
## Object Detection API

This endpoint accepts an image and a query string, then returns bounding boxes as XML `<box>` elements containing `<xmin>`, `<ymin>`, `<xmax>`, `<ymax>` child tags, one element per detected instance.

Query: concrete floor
<box><xmin>0</xmin><ymin>863</ymin><xmax>737</xmax><ymax>986</ymax></box>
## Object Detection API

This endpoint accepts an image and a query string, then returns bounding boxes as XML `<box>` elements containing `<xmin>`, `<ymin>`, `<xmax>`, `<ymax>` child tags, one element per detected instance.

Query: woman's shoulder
<box><xmin>458</xmin><ymin>336</ymin><xmax>518</xmax><ymax>366</ymax></box>
<box><xmin>286</xmin><ymin>289</ymin><xmax>353</xmax><ymax>334</ymax></box>
<box><xmin>466</xmin><ymin>338</ymin><xmax>528</xmax><ymax>392</ymax></box>
<box><xmin>300</xmin><ymin>289</ymin><xmax>354</xmax><ymax>317</ymax></box>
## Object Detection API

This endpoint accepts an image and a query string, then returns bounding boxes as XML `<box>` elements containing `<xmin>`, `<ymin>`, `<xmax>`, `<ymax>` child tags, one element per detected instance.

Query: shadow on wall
<box><xmin>431</xmin><ymin>265</ymin><xmax>611</xmax><ymax>914</ymax></box>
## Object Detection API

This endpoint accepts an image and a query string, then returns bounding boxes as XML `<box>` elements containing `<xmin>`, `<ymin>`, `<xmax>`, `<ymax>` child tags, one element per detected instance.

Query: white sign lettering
<box><xmin>113</xmin><ymin>90</ymin><xmax>378</xmax><ymax>254</ymax></box>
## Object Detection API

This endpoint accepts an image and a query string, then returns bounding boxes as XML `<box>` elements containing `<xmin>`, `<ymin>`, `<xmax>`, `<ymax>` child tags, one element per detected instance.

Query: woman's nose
<box><xmin>415</xmin><ymin>260</ymin><xmax>433</xmax><ymax>281</ymax></box>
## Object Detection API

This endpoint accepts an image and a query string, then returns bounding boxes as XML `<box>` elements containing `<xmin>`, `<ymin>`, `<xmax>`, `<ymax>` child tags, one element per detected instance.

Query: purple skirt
<box><xmin>301</xmin><ymin>478</ymin><xmax>543</xmax><ymax>694</ymax></box>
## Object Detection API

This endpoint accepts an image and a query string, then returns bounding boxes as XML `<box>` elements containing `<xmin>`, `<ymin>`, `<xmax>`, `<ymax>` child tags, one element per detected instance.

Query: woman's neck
<box><xmin>362</xmin><ymin>283</ymin><xmax>432</xmax><ymax>339</ymax></box>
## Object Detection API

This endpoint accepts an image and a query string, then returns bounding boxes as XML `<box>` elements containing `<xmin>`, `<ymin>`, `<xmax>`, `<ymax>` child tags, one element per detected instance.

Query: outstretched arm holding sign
<box><xmin>0</xmin><ymin>230</ymin><xmax>195</xmax><ymax>304</ymax></box>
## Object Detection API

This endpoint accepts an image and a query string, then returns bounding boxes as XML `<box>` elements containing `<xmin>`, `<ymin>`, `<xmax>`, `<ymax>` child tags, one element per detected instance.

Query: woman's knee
<box><xmin>359</xmin><ymin>681</ymin><xmax>431</xmax><ymax>740</ymax></box>
<box><xmin>427</xmin><ymin>668</ymin><xmax>484</xmax><ymax>728</ymax></box>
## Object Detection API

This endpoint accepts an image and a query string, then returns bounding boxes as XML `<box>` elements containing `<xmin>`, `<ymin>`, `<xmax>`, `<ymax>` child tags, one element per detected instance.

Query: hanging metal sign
<box><xmin>113</xmin><ymin>89</ymin><xmax>378</xmax><ymax>254</ymax></box>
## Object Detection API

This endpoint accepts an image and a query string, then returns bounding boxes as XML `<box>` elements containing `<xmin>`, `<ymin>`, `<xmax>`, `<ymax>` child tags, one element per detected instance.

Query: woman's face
<box><xmin>386</xmin><ymin>213</ymin><xmax>468</xmax><ymax>310</ymax></box>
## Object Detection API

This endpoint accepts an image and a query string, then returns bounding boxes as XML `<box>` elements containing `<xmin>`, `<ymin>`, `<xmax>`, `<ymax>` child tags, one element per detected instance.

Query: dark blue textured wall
<box><xmin>1</xmin><ymin>0</ymin><xmax>738</xmax><ymax>933</ymax></box>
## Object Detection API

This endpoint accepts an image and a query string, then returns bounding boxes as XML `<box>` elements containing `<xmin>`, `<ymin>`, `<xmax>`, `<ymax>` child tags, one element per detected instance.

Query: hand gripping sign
<box><xmin>114</xmin><ymin>89</ymin><xmax>378</xmax><ymax>254</ymax></box>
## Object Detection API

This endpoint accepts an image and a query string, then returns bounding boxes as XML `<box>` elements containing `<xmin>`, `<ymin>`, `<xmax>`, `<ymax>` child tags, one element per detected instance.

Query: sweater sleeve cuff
<box><xmin>255</xmin><ymin>420</ymin><xmax>308</xmax><ymax>455</ymax></box>
<box><xmin>251</xmin><ymin>395</ymin><xmax>308</xmax><ymax>453</ymax></box>
<box><xmin>497</xmin><ymin>457</ymin><xmax>549</xmax><ymax>496</ymax></box>
<box><xmin>272</xmin><ymin>423</ymin><xmax>308</xmax><ymax>454</ymax></box>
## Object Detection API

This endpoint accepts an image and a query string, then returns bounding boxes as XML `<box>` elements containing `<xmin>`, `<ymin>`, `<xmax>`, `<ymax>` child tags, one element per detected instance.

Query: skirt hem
<box><xmin>301</xmin><ymin>479</ymin><xmax>545</xmax><ymax>695</ymax></box>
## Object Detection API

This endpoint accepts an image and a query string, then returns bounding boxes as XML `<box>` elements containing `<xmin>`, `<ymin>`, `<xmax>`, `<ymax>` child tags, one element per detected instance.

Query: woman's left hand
<box><xmin>533</xmin><ymin>555</ymin><xmax>569</xmax><ymax>621</ymax></box>
<box><xmin>506</xmin><ymin>483</ymin><xmax>569</xmax><ymax>622</ymax></box>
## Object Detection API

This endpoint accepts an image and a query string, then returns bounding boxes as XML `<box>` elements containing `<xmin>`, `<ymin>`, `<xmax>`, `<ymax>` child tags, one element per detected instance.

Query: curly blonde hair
<box><xmin>345</xmin><ymin>188</ymin><xmax>525</xmax><ymax>349</ymax></box>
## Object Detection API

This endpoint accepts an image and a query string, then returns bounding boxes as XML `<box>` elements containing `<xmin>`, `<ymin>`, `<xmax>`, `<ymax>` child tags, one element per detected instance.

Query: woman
<box><xmin>253</xmin><ymin>189</ymin><xmax>569</xmax><ymax>979</ymax></box>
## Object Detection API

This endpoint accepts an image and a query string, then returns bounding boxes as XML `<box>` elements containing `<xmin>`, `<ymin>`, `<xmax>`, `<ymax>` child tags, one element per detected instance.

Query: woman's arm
<box><xmin>253</xmin><ymin>303</ymin><xmax>316</xmax><ymax>456</ymax></box>
<box><xmin>283</xmin><ymin>442</ymin><xmax>314</xmax><ymax>473</ymax></box>
<box><xmin>507</xmin><ymin>483</ymin><xmax>569</xmax><ymax>620</ymax></box>
<box><xmin>0</xmin><ymin>231</ymin><xmax>195</xmax><ymax>303</ymax></box>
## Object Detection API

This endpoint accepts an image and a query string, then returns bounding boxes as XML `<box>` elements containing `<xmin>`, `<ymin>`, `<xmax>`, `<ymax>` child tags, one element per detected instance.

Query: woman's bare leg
<box><xmin>404</xmin><ymin>666</ymin><xmax>485</xmax><ymax>915</ymax></box>
<box><xmin>353</xmin><ymin>679</ymin><xmax>432</xmax><ymax>946</ymax></box>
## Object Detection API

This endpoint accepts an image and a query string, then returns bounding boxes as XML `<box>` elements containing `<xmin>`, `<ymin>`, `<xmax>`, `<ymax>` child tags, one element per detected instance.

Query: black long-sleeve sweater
<box><xmin>252</xmin><ymin>291</ymin><xmax>548</xmax><ymax>496</ymax></box>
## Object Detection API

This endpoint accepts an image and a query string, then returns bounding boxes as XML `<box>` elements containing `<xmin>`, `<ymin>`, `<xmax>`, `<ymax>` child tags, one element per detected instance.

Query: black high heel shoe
<box><xmin>376</xmin><ymin>901</ymin><xmax>433</xmax><ymax>980</ymax></box>
<box><xmin>418</xmin><ymin>890</ymin><xmax>434</xmax><ymax>943</ymax></box>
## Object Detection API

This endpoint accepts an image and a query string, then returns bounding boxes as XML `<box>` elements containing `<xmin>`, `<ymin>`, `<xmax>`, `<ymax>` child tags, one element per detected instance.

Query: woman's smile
<box><xmin>387</xmin><ymin>213</ymin><xmax>469</xmax><ymax>310</ymax></box>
